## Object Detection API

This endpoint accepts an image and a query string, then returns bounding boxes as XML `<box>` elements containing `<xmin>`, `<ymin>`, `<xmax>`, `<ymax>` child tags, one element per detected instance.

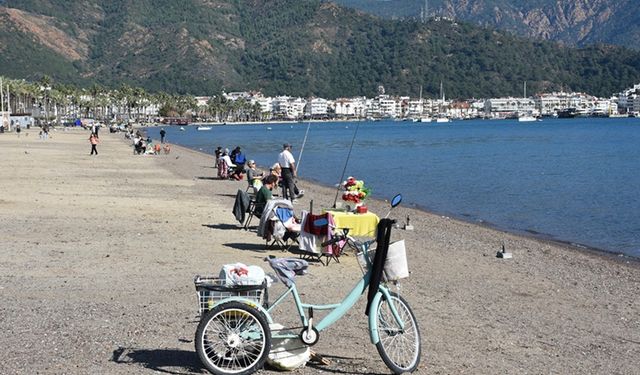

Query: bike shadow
<box><xmin>306</xmin><ymin>354</ymin><xmax>390</xmax><ymax>374</ymax></box>
<box><xmin>111</xmin><ymin>347</ymin><xmax>206</xmax><ymax>374</ymax></box>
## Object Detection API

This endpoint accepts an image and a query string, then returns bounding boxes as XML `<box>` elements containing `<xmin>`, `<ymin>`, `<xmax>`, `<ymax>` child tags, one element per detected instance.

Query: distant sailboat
<box><xmin>436</xmin><ymin>81</ymin><xmax>450</xmax><ymax>123</ymax></box>
<box><xmin>518</xmin><ymin>81</ymin><xmax>538</xmax><ymax>122</ymax></box>
<box><xmin>418</xmin><ymin>86</ymin><xmax>432</xmax><ymax>122</ymax></box>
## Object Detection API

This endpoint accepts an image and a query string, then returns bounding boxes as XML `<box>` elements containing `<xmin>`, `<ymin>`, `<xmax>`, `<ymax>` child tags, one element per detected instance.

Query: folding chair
<box><xmin>232</xmin><ymin>189</ymin><xmax>258</xmax><ymax>230</ymax></box>
<box><xmin>257</xmin><ymin>199</ymin><xmax>298</xmax><ymax>250</ymax></box>
<box><xmin>243</xmin><ymin>199</ymin><xmax>260</xmax><ymax>230</ymax></box>
<box><xmin>267</xmin><ymin>207</ymin><xmax>300</xmax><ymax>251</ymax></box>
<box><xmin>298</xmin><ymin>211</ymin><xmax>341</xmax><ymax>266</ymax></box>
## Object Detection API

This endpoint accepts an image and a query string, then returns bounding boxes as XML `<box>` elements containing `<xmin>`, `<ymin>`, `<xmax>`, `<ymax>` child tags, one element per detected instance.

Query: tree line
<box><xmin>0</xmin><ymin>76</ymin><xmax>263</xmax><ymax>124</ymax></box>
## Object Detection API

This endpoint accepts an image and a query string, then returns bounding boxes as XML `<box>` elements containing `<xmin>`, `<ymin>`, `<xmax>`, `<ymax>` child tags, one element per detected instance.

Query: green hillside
<box><xmin>0</xmin><ymin>0</ymin><xmax>639</xmax><ymax>98</ymax></box>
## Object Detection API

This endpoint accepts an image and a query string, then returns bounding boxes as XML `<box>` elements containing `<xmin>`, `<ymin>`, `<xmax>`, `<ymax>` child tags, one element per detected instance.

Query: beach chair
<box><xmin>269</xmin><ymin>206</ymin><xmax>300</xmax><ymax>251</ymax></box>
<box><xmin>257</xmin><ymin>199</ymin><xmax>299</xmax><ymax>251</ymax></box>
<box><xmin>232</xmin><ymin>189</ymin><xmax>256</xmax><ymax>229</ymax></box>
<box><xmin>297</xmin><ymin>211</ymin><xmax>341</xmax><ymax>266</ymax></box>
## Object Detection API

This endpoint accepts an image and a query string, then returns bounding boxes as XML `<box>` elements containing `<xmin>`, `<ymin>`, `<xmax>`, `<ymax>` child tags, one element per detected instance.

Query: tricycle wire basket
<box><xmin>194</xmin><ymin>275</ymin><xmax>267</xmax><ymax>316</ymax></box>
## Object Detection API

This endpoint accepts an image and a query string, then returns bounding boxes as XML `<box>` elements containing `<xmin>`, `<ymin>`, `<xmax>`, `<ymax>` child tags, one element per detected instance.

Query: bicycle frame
<box><xmin>229</xmin><ymin>242</ymin><xmax>406</xmax><ymax>345</ymax></box>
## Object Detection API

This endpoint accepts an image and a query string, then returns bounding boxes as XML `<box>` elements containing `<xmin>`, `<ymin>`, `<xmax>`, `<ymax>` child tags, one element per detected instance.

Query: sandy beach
<box><xmin>0</xmin><ymin>129</ymin><xmax>638</xmax><ymax>375</ymax></box>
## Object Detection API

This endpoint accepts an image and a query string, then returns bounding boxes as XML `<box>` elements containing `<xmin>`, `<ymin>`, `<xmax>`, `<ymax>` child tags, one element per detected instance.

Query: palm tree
<box><xmin>39</xmin><ymin>75</ymin><xmax>53</xmax><ymax>123</ymax></box>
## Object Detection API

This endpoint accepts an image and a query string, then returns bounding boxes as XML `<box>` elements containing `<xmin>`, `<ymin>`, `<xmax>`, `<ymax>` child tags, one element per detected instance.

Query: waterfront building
<box><xmin>616</xmin><ymin>83</ymin><xmax>640</xmax><ymax>114</ymax></box>
<box><xmin>305</xmin><ymin>97</ymin><xmax>329</xmax><ymax>119</ymax></box>
<box><xmin>254</xmin><ymin>96</ymin><xmax>274</xmax><ymax>120</ymax></box>
<box><xmin>334</xmin><ymin>97</ymin><xmax>366</xmax><ymax>119</ymax></box>
<box><xmin>374</xmin><ymin>95</ymin><xmax>397</xmax><ymax>118</ymax></box>
<box><xmin>271</xmin><ymin>96</ymin><xmax>291</xmax><ymax>120</ymax></box>
<box><xmin>484</xmin><ymin>97</ymin><xmax>536</xmax><ymax>118</ymax></box>
<box><xmin>405</xmin><ymin>98</ymin><xmax>425</xmax><ymax>119</ymax></box>
<box><xmin>288</xmin><ymin>97</ymin><xmax>307</xmax><ymax>120</ymax></box>
<box><xmin>223</xmin><ymin>91</ymin><xmax>252</xmax><ymax>101</ymax></box>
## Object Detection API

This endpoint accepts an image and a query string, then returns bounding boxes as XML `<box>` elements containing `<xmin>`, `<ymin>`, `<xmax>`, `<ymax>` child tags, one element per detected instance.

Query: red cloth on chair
<box><xmin>303</xmin><ymin>212</ymin><xmax>330</xmax><ymax>236</ymax></box>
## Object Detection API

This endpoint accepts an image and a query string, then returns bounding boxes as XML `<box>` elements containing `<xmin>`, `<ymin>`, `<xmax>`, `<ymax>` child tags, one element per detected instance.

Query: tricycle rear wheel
<box><xmin>195</xmin><ymin>301</ymin><xmax>271</xmax><ymax>375</ymax></box>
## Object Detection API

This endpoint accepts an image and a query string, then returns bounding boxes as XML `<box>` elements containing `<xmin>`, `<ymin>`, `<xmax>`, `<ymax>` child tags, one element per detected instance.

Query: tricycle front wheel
<box><xmin>195</xmin><ymin>301</ymin><xmax>271</xmax><ymax>375</ymax></box>
<box><xmin>374</xmin><ymin>292</ymin><xmax>421</xmax><ymax>374</ymax></box>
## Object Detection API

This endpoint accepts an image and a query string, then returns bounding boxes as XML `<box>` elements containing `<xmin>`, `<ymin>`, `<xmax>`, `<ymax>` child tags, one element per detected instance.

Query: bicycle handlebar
<box><xmin>321</xmin><ymin>235</ymin><xmax>344</xmax><ymax>248</ymax></box>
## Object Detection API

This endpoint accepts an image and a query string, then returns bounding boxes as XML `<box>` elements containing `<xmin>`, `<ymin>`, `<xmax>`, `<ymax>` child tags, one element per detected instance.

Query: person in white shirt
<box><xmin>277</xmin><ymin>143</ymin><xmax>297</xmax><ymax>201</ymax></box>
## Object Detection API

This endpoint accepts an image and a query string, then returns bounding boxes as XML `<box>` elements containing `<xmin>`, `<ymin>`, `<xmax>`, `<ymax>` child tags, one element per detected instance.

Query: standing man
<box><xmin>278</xmin><ymin>143</ymin><xmax>297</xmax><ymax>201</ymax></box>
<box><xmin>160</xmin><ymin>128</ymin><xmax>166</xmax><ymax>143</ymax></box>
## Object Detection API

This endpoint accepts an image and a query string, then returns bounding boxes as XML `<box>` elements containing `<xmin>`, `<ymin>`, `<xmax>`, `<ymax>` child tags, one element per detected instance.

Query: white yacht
<box><xmin>517</xmin><ymin>114</ymin><xmax>537</xmax><ymax>122</ymax></box>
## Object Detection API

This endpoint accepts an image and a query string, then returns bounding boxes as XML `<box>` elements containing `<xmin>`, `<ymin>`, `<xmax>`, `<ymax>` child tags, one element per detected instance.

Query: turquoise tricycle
<box><xmin>194</xmin><ymin>194</ymin><xmax>421</xmax><ymax>374</ymax></box>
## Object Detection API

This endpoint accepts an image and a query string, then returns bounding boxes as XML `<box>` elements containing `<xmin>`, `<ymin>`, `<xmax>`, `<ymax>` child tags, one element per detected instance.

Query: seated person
<box><xmin>246</xmin><ymin>160</ymin><xmax>265</xmax><ymax>192</ymax></box>
<box><xmin>270</xmin><ymin>162</ymin><xmax>303</xmax><ymax>198</ymax></box>
<box><xmin>231</xmin><ymin>147</ymin><xmax>246</xmax><ymax>180</ymax></box>
<box><xmin>270</xmin><ymin>162</ymin><xmax>282</xmax><ymax>178</ymax></box>
<box><xmin>254</xmin><ymin>174</ymin><xmax>278</xmax><ymax>217</ymax></box>
<box><xmin>217</xmin><ymin>148</ymin><xmax>236</xmax><ymax>179</ymax></box>
<box><xmin>145</xmin><ymin>141</ymin><xmax>156</xmax><ymax>154</ymax></box>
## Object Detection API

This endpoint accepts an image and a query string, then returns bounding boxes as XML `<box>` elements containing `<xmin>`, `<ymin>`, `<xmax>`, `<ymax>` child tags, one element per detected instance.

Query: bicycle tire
<box><xmin>195</xmin><ymin>301</ymin><xmax>271</xmax><ymax>375</ymax></box>
<box><xmin>374</xmin><ymin>292</ymin><xmax>421</xmax><ymax>374</ymax></box>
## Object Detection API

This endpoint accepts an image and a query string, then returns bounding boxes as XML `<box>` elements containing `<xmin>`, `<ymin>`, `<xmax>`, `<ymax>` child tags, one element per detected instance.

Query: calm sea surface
<box><xmin>146</xmin><ymin>118</ymin><xmax>640</xmax><ymax>258</ymax></box>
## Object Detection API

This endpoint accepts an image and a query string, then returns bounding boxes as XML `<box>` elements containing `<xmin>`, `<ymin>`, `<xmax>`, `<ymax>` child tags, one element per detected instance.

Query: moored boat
<box><xmin>197</xmin><ymin>126</ymin><xmax>212</xmax><ymax>131</ymax></box>
<box><xmin>517</xmin><ymin>113</ymin><xmax>538</xmax><ymax>122</ymax></box>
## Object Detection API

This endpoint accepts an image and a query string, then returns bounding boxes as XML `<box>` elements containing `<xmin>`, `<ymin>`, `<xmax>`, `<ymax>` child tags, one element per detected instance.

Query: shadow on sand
<box><xmin>111</xmin><ymin>346</ymin><xmax>381</xmax><ymax>375</ymax></box>
<box><xmin>305</xmin><ymin>354</ymin><xmax>389</xmax><ymax>375</ymax></box>
<box><xmin>111</xmin><ymin>347</ymin><xmax>205</xmax><ymax>375</ymax></box>
<box><xmin>223</xmin><ymin>242</ymin><xmax>269</xmax><ymax>252</ymax></box>
<box><xmin>202</xmin><ymin>223</ymin><xmax>241</xmax><ymax>230</ymax></box>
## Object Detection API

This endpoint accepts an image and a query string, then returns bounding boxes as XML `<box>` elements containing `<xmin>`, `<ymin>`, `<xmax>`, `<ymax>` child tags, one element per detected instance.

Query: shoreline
<box><xmin>143</xmin><ymin>128</ymin><xmax>639</xmax><ymax>265</ymax></box>
<box><xmin>1</xmin><ymin>130</ymin><xmax>638</xmax><ymax>374</ymax></box>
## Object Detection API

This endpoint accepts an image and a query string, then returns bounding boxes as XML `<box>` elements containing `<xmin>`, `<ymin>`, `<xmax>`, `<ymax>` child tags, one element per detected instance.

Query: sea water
<box><xmin>146</xmin><ymin>118</ymin><xmax>640</xmax><ymax>258</ymax></box>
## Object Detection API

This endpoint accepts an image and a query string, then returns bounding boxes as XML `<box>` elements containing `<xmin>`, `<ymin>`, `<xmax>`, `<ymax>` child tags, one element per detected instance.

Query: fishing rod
<box><xmin>296</xmin><ymin>121</ymin><xmax>312</xmax><ymax>174</ymax></box>
<box><xmin>332</xmin><ymin>121</ymin><xmax>361</xmax><ymax>208</ymax></box>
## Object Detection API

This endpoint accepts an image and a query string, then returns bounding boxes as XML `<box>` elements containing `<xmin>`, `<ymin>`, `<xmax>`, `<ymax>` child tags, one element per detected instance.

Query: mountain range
<box><xmin>335</xmin><ymin>0</ymin><xmax>640</xmax><ymax>50</ymax></box>
<box><xmin>0</xmin><ymin>0</ymin><xmax>639</xmax><ymax>99</ymax></box>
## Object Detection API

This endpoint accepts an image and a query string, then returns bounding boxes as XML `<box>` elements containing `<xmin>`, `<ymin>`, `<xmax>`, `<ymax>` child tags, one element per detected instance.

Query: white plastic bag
<box><xmin>219</xmin><ymin>263</ymin><xmax>266</xmax><ymax>286</ymax></box>
<box><xmin>384</xmin><ymin>240</ymin><xmax>409</xmax><ymax>280</ymax></box>
<box><xmin>267</xmin><ymin>323</ymin><xmax>310</xmax><ymax>370</ymax></box>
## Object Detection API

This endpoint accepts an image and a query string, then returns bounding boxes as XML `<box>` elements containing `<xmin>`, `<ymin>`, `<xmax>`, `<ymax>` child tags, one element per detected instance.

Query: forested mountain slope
<box><xmin>0</xmin><ymin>0</ymin><xmax>639</xmax><ymax>98</ymax></box>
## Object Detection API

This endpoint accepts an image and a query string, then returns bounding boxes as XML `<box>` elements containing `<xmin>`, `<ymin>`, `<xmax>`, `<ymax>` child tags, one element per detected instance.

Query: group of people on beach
<box><xmin>216</xmin><ymin>143</ymin><xmax>305</xmax><ymax>215</ymax></box>
<box><xmin>215</xmin><ymin>146</ymin><xmax>246</xmax><ymax>180</ymax></box>
<box><xmin>126</xmin><ymin>129</ymin><xmax>170</xmax><ymax>155</ymax></box>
